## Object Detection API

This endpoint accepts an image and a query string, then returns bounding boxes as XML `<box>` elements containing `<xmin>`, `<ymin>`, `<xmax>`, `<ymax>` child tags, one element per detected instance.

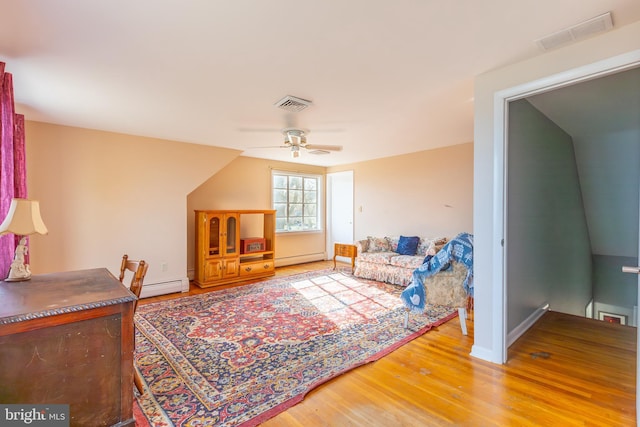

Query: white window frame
<box><xmin>271</xmin><ymin>170</ymin><xmax>323</xmax><ymax>233</ymax></box>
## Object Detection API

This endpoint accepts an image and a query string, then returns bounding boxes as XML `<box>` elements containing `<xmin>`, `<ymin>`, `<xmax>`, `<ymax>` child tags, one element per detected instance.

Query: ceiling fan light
<box><xmin>291</xmin><ymin>145</ymin><xmax>300</xmax><ymax>158</ymax></box>
<box><xmin>282</xmin><ymin>128</ymin><xmax>308</xmax><ymax>146</ymax></box>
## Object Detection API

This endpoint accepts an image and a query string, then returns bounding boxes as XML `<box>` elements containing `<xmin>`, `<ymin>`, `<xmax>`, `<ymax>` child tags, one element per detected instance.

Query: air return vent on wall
<box><xmin>535</xmin><ymin>12</ymin><xmax>613</xmax><ymax>51</ymax></box>
<box><xmin>274</xmin><ymin>95</ymin><xmax>312</xmax><ymax>112</ymax></box>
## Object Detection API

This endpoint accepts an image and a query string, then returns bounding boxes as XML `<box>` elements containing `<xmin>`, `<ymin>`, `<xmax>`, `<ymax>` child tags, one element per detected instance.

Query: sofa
<box><xmin>354</xmin><ymin>235</ymin><xmax>471</xmax><ymax>334</ymax></box>
<box><xmin>354</xmin><ymin>235</ymin><xmax>469</xmax><ymax>309</ymax></box>
<box><xmin>354</xmin><ymin>234</ymin><xmax>472</xmax><ymax>334</ymax></box>
<box><xmin>354</xmin><ymin>235</ymin><xmax>448</xmax><ymax>286</ymax></box>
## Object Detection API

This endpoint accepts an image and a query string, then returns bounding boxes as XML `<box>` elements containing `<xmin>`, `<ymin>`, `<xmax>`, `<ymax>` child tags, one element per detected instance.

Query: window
<box><xmin>272</xmin><ymin>171</ymin><xmax>322</xmax><ymax>232</ymax></box>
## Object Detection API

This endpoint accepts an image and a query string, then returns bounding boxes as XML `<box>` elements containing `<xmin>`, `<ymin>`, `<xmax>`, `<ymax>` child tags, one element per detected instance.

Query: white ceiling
<box><xmin>1</xmin><ymin>1</ymin><xmax>640</xmax><ymax>166</ymax></box>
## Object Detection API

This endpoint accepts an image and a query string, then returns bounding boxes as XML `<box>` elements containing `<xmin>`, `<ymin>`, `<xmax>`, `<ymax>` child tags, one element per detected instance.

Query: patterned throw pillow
<box><xmin>386</xmin><ymin>236</ymin><xmax>400</xmax><ymax>252</ymax></box>
<box><xmin>396</xmin><ymin>235</ymin><xmax>420</xmax><ymax>256</ymax></box>
<box><xmin>367</xmin><ymin>236</ymin><xmax>390</xmax><ymax>252</ymax></box>
<box><xmin>424</xmin><ymin>237</ymin><xmax>448</xmax><ymax>256</ymax></box>
<box><xmin>433</xmin><ymin>237</ymin><xmax>447</xmax><ymax>252</ymax></box>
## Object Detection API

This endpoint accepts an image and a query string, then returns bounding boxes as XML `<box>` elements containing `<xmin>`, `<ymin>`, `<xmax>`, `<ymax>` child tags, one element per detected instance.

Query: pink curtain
<box><xmin>0</xmin><ymin>62</ymin><xmax>27</xmax><ymax>276</ymax></box>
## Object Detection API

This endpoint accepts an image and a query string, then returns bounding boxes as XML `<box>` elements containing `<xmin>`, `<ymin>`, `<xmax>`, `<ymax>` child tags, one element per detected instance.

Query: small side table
<box><xmin>334</xmin><ymin>243</ymin><xmax>357</xmax><ymax>273</ymax></box>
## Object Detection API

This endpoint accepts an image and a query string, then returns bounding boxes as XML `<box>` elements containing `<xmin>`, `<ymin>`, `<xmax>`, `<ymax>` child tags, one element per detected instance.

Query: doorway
<box><xmin>505</xmin><ymin>66</ymin><xmax>640</xmax><ymax>343</ymax></box>
<box><xmin>497</xmin><ymin>52</ymin><xmax>640</xmax><ymax>423</ymax></box>
<box><xmin>490</xmin><ymin>51</ymin><xmax>640</xmax><ymax>364</ymax></box>
<box><xmin>326</xmin><ymin>171</ymin><xmax>354</xmax><ymax>260</ymax></box>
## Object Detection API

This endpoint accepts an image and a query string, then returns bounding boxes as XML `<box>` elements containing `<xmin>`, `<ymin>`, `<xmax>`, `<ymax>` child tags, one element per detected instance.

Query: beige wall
<box><xmin>187</xmin><ymin>145</ymin><xmax>473</xmax><ymax>274</ymax></box>
<box><xmin>186</xmin><ymin>156</ymin><xmax>327</xmax><ymax>273</ymax></box>
<box><xmin>25</xmin><ymin>120</ymin><xmax>473</xmax><ymax>286</ymax></box>
<box><xmin>330</xmin><ymin>142</ymin><xmax>473</xmax><ymax>240</ymax></box>
<box><xmin>25</xmin><ymin>121</ymin><xmax>241</xmax><ymax>285</ymax></box>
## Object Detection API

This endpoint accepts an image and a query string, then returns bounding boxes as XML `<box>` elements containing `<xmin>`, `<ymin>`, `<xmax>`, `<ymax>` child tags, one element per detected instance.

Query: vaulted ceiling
<box><xmin>1</xmin><ymin>1</ymin><xmax>640</xmax><ymax>166</ymax></box>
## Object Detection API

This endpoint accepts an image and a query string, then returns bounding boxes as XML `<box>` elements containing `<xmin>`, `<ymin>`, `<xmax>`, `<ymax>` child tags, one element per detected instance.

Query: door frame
<box><xmin>492</xmin><ymin>50</ymin><xmax>640</xmax><ymax>364</ymax></box>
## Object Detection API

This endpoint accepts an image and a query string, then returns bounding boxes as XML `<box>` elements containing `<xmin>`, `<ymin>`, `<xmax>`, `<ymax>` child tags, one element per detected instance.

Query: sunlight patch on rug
<box><xmin>134</xmin><ymin>270</ymin><xmax>456</xmax><ymax>427</ymax></box>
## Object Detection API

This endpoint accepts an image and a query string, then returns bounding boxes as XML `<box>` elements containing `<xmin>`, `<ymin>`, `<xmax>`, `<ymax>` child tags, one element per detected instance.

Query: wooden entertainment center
<box><xmin>194</xmin><ymin>209</ymin><xmax>276</xmax><ymax>288</ymax></box>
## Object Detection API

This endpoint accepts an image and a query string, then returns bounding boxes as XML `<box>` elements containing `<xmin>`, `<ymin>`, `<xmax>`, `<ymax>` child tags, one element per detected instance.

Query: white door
<box><xmin>326</xmin><ymin>171</ymin><xmax>354</xmax><ymax>260</ymax></box>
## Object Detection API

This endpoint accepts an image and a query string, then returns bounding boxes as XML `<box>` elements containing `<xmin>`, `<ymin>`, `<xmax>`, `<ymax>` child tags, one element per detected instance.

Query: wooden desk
<box><xmin>334</xmin><ymin>243</ymin><xmax>357</xmax><ymax>273</ymax></box>
<box><xmin>0</xmin><ymin>269</ymin><xmax>137</xmax><ymax>427</ymax></box>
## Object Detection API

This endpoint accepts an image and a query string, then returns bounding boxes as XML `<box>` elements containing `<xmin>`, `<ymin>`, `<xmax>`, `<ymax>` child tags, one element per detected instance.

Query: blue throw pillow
<box><xmin>397</xmin><ymin>235</ymin><xmax>419</xmax><ymax>256</ymax></box>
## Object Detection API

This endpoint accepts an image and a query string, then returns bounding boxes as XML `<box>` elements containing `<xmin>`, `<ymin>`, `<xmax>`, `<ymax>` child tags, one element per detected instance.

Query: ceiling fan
<box><xmin>271</xmin><ymin>128</ymin><xmax>343</xmax><ymax>158</ymax></box>
<box><xmin>242</xmin><ymin>96</ymin><xmax>343</xmax><ymax>158</ymax></box>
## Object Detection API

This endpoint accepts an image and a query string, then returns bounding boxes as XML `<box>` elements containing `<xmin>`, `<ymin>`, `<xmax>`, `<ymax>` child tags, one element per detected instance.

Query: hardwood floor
<box><xmin>140</xmin><ymin>261</ymin><xmax>637</xmax><ymax>426</ymax></box>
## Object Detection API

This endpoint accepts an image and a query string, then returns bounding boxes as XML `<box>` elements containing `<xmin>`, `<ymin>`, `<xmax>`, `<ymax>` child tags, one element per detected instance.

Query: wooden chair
<box><xmin>119</xmin><ymin>254</ymin><xmax>149</xmax><ymax>395</ymax></box>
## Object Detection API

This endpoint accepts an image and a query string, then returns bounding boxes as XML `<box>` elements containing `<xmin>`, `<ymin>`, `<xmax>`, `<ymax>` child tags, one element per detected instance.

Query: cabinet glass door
<box><xmin>226</xmin><ymin>216</ymin><xmax>237</xmax><ymax>254</ymax></box>
<box><xmin>209</xmin><ymin>215</ymin><xmax>220</xmax><ymax>256</ymax></box>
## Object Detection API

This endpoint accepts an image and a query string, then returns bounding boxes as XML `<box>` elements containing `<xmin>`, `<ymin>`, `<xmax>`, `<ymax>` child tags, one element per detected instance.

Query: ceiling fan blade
<box><xmin>237</xmin><ymin>127</ymin><xmax>282</xmax><ymax>133</ymax></box>
<box><xmin>246</xmin><ymin>145</ymin><xmax>290</xmax><ymax>149</ymax></box>
<box><xmin>303</xmin><ymin>144</ymin><xmax>342</xmax><ymax>151</ymax></box>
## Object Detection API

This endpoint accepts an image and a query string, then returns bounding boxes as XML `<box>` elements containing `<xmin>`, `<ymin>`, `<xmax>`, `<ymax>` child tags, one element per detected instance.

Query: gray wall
<box><xmin>507</xmin><ymin>99</ymin><xmax>593</xmax><ymax>332</ymax></box>
<box><xmin>574</xmin><ymin>133</ymin><xmax>640</xmax><ymax>324</ymax></box>
<box><xmin>593</xmin><ymin>255</ymin><xmax>637</xmax><ymax>308</ymax></box>
<box><xmin>527</xmin><ymin>67</ymin><xmax>640</xmax><ymax>324</ymax></box>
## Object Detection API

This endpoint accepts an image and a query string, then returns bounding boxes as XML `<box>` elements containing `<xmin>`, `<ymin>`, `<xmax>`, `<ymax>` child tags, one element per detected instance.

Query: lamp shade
<box><xmin>0</xmin><ymin>198</ymin><xmax>48</xmax><ymax>236</ymax></box>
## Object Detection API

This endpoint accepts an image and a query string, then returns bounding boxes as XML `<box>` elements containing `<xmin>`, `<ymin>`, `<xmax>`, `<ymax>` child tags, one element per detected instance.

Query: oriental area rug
<box><xmin>133</xmin><ymin>269</ymin><xmax>457</xmax><ymax>427</ymax></box>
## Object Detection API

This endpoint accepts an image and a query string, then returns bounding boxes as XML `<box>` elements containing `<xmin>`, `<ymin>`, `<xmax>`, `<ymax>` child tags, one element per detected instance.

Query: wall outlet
<box><xmin>161</xmin><ymin>262</ymin><xmax>168</xmax><ymax>272</ymax></box>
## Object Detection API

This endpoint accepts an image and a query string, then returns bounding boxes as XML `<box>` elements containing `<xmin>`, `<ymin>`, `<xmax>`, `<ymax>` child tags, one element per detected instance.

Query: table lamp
<box><xmin>0</xmin><ymin>198</ymin><xmax>48</xmax><ymax>281</ymax></box>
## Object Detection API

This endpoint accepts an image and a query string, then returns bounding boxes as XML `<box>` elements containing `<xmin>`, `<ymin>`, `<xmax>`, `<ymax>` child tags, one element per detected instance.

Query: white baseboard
<box><xmin>507</xmin><ymin>302</ymin><xmax>549</xmax><ymax>347</ymax></box>
<box><xmin>140</xmin><ymin>277</ymin><xmax>189</xmax><ymax>298</ymax></box>
<box><xmin>470</xmin><ymin>345</ymin><xmax>499</xmax><ymax>363</ymax></box>
<box><xmin>275</xmin><ymin>253</ymin><xmax>326</xmax><ymax>267</ymax></box>
<box><xmin>585</xmin><ymin>299</ymin><xmax>594</xmax><ymax>319</ymax></box>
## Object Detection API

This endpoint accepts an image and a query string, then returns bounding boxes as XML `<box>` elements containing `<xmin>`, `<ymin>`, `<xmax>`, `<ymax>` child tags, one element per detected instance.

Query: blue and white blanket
<box><xmin>400</xmin><ymin>232</ymin><xmax>474</xmax><ymax>313</ymax></box>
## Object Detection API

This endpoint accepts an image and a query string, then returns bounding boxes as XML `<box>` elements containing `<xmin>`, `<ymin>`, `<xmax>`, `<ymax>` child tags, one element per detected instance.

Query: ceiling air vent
<box><xmin>535</xmin><ymin>12</ymin><xmax>613</xmax><ymax>51</ymax></box>
<box><xmin>274</xmin><ymin>95</ymin><xmax>312</xmax><ymax>112</ymax></box>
